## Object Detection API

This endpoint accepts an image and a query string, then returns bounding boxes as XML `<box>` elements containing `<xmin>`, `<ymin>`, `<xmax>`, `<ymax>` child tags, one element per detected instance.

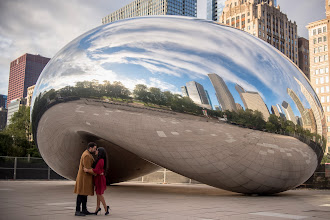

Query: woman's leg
<box><xmin>99</xmin><ymin>194</ymin><xmax>107</xmax><ymax>211</ymax></box>
<box><xmin>96</xmin><ymin>195</ymin><xmax>101</xmax><ymax>212</ymax></box>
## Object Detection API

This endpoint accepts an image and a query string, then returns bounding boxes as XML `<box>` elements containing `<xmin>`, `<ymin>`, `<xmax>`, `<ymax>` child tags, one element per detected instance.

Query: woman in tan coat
<box><xmin>74</xmin><ymin>142</ymin><xmax>97</xmax><ymax>216</ymax></box>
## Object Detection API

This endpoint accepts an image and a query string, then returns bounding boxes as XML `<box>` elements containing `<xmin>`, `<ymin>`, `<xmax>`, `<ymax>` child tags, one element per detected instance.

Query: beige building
<box><xmin>220</xmin><ymin>0</ymin><xmax>298</xmax><ymax>65</ymax></box>
<box><xmin>235</xmin><ymin>84</ymin><xmax>270</xmax><ymax>120</ymax></box>
<box><xmin>26</xmin><ymin>85</ymin><xmax>35</xmax><ymax>107</ymax></box>
<box><xmin>102</xmin><ymin>0</ymin><xmax>197</xmax><ymax>24</ymax></box>
<box><xmin>307</xmin><ymin>0</ymin><xmax>330</xmax><ymax>154</ymax></box>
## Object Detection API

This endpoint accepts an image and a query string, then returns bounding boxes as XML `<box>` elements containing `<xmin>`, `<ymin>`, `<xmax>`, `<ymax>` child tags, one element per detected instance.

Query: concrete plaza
<box><xmin>1</xmin><ymin>181</ymin><xmax>330</xmax><ymax>220</ymax></box>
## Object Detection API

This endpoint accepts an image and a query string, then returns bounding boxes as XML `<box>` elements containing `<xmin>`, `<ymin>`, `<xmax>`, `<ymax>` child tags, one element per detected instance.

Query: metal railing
<box><xmin>0</xmin><ymin>156</ymin><xmax>65</xmax><ymax>180</ymax></box>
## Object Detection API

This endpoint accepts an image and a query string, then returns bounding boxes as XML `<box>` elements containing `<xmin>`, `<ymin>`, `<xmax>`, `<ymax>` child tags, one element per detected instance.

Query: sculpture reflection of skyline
<box><xmin>36</xmin><ymin>71</ymin><xmax>324</xmax><ymax>138</ymax></box>
<box><xmin>178</xmin><ymin>73</ymin><xmax>323</xmax><ymax>137</ymax></box>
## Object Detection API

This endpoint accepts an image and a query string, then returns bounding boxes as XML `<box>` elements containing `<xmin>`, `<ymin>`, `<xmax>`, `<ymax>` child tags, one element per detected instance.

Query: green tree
<box><xmin>321</xmin><ymin>154</ymin><xmax>330</xmax><ymax>164</ymax></box>
<box><xmin>149</xmin><ymin>87</ymin><xmax>166</xmax><ymax>105</ymax></box>
<box><xmin>3</xmin><ymin>106</ymin><xmax>39</xmax><ymax>157</ymax></box>
<box><xmin>0</xmin><ymin>133</ymin><xmax>13</xmax><ymax>156</ymax></box>
<box><xmin>133</xmin><ymin>84</ymin><xmax>150</xmax><ymax>103</ymax></box>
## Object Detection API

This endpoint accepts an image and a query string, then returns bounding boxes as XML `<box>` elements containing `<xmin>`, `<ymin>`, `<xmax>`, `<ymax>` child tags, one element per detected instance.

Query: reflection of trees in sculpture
<box><xmin>63</xmin><ymin>80</ymin><xmax>131</xmax><ymax>100</ymax></box>
<box><xmin>32</xmin><ymin>79</ymin><xmax>326</xmax><ymax>152</ymax></box>
<box><xmin>224</xmin><ymin>109</ymin><xmax>265</xmax><ymax>130</ymax></box>
<box><xmin>133</xmin><ymin>84</ymin><xmax>202</xmax><ymax>114</ymax></box>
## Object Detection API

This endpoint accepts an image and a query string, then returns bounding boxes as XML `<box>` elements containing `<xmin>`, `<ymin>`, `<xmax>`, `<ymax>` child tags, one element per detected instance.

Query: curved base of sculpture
<box><xmin>36</xmin><ymin>99</ymin><xmax>319</xmax><ymax>195</ymax></box>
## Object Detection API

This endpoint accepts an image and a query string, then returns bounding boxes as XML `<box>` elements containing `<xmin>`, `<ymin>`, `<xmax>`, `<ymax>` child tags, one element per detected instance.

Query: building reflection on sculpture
<box><xmin>32</xmin><ymin>71</ymin><xmax>327</xmax><ymax>153</ymax></box>
<box><xmin>31</xmin><ymin>16</ymin><xmax>327</xmax><ymax>195</ymax></box>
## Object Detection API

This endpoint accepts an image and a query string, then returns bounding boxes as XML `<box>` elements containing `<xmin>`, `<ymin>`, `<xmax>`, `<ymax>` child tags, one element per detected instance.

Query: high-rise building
<box><xmin>0</xmin><ymin>107</ymin><xmax>7</xmax><ymax>131</ymax></box>
<box><xmin>185</xmin><ymin>81</ymin><xmax>212</xmax><ymax>109</ymax></box>
<box><xmin>287</xmin><ymin>88</ymin><xmax>312</xmax><ymax>130</ymax></box>
<box><xmin>220</xmin><ymin>0</ymin><xmax>298</xmax><ymax>65</ymax></box>
<box><xmin>294</xmin><ymin>77</ymin><xmax>323</xmax><ymax>136</ymax></box>
<box><xmin>0</xmin><ymin>95</ymin><xmax>7</xmax><ymax>109</ymax></box>
<box><xmin>208</xmin><ymin>73</ymin><xmax>237</xmax><ymax>112</ymax></box>
<box><xmin>102</xmin><ymin>0</ymin><xmax>197</xmax><ymax>24</ymax></box>
<box><xmin>271</xmin><ymin>105</ymin><xmax>280</xmax><ymax>117</ymax></box>
<box><xmin>306</xmin><ymin>0</ymin><xmax>330</xmax><ymax>153</ymax></box>
<box><xmin>7</xmin><ymin>53</ymin><xmax>50</xmax><ymax>107</ymax></box>
<box><xmin>235</xmin><ymin>103</ymin><xmax>243</xmax><ymax>110</ymax></box>
<box><xmin>235</xmin><ymin>84</ymin><xmax>270</xmax><ymax>120</ymax></box>
<box><xmin>7</xmin><ymin>98</ymin><xmax>26</xmax><ymax>126</ymax></box>
<box><xmin>281</xmin><ymin>101</ymin><xmax>297</xmax><ymax>125</ymax></box>
<box><xmin>205</xmin><ymin>90</ymin><xmax>213</xmax><ymax>109</ymax></box>
<box><xmin>26</xmin><ymin>85</ymin><xmax>35</xmax><ymax>107</ymax></box>
<box><xmin>298</xmin><ymin>37</ymin><xmax>310</xmax><ymax>79</ymax></box>
<box><xmin>181</xmin><ymin>86</ymin><xmax>189</xmax><ymax>97</ymax></box>
<box><xmin>207</xmin><ymin>0</ymin><xmax>226</xmax><ymax>21</ymax></box>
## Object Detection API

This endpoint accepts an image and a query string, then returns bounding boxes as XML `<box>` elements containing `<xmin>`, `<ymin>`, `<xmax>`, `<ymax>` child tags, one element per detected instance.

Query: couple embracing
<box><xmin>74</xmin><ymin>142</ymin><xmax>110</xmax><ymax>216</ymax></box>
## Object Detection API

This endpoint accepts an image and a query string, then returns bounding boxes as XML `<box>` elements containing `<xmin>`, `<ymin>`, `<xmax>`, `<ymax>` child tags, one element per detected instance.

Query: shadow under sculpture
<box><xmin>31</xmin><ymin>16</ymin><xmax>325</xmax><ymax>195</ymax></box>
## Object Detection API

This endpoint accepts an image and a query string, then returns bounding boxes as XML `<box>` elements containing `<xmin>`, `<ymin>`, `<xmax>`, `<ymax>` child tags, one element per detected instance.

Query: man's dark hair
<box><xmin>87</xmin><ymin>142</ymin><xmax>97</xmax><ymax>149</ymax></box>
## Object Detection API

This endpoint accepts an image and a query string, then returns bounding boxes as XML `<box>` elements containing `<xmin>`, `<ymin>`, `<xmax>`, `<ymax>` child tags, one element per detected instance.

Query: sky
<box><xmin>0</xmin><ymin>0</ymin><xmax>326</xmax><ymax>96</ymax></box>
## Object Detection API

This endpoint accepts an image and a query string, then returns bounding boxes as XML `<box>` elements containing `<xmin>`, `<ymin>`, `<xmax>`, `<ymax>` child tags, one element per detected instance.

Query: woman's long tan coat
<box><xmin>74</xmin><ymin>150</ymin><xmax>95</xmax><ymax>196</ymax></box>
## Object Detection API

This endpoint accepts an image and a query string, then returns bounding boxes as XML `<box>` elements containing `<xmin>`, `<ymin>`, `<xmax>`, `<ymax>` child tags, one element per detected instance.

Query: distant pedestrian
<box><xmin>74</xmin><ymin>142</ymin><xmax>97</xmax><ymax>216</ymax></box>
<box><xmin>84</xmin><ymin>147</ymin><xmax>110</xmax><ymax>215</ymax></box>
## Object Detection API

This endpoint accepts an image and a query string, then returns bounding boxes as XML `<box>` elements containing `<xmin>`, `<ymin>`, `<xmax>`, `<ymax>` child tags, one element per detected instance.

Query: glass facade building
<box><xmin>207</xmin><ymin>0</ymin><xmax>226</xmax><ymax>21</ymax></box>
<box><xmin>102</xmin><ymin>0</ymin><xmax>197</xmax><ymax>24</ymax></box>
<box><xmin>0</xmin><ymin>95</ymin><xmax>7</xmax><ymax>109</ymax></box>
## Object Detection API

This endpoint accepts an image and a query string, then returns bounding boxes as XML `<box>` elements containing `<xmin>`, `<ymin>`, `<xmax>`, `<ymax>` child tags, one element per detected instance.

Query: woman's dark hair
<box><xmin>92</xmin><ymin>147</ymin><xmax>107</xmax><ymax>174</ymax></box>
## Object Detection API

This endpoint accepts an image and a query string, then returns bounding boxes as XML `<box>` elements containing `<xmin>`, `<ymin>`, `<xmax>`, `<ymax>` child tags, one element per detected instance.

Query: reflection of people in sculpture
<box><xmin>84</xmin><ymin>147</ymin><xmax>110</xmax><ymax>215</ymax></box>
<box><xmin>74</xmin><ymin>142</ymin><xmax>97</xmax><ymax>216</ymax></box>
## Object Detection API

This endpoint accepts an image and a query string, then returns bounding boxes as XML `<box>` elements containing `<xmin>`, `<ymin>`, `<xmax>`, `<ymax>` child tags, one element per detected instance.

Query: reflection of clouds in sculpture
<box><xmin>33</xmin><ymin>16</ymin><xmax>320</xmax><ymax>117</ymax></box>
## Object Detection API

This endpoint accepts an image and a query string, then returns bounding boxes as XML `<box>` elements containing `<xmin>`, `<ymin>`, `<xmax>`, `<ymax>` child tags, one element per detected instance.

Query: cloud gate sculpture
<box><xmin>31</xmin><ymin>16</ymin><xmax>325</xmax><ymax>194</ymax></box>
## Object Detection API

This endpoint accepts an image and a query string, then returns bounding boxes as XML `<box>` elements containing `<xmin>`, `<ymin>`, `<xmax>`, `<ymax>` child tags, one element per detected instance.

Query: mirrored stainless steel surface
<box><xmin>31</xmin><ymin>16</ymin><xmax>325</xmax><ymax>194</ymax></box>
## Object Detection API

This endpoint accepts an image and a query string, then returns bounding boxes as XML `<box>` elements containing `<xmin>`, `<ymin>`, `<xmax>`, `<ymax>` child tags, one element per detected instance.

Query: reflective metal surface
<box><xmin>31</xmin><ymin>16</ymin><xmax>325</xmax><ymax>194</ymax></box>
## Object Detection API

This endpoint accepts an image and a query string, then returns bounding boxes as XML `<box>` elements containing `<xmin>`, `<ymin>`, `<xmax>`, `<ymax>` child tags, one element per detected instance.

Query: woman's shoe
<box><xmin>94</xmin><ymin>207</ymin><xmax>101</xmax><ymax>215</ymax></box>
<box><xmin>105</xmin><ymin>206</ymin><xmax>110</xmax><ymax>215</ymax></box>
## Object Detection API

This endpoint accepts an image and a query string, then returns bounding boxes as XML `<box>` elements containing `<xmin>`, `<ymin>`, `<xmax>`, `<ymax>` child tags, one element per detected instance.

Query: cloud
<box><xmin>0</xmin><ymin>0</ymin><xmax>133</xmax><ymax>95</ymax></box>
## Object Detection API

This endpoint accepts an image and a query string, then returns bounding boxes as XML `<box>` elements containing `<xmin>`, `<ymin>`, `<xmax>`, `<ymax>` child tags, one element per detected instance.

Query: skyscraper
<box><xmin>281</xmin><ymin>101</ymin><xmax>297</xmax><ymax>125</ymax></box>
<box><xmin>208</xmin><ymin>73</ymin><xmax>237</xmax><ymax>112</ymax></box>
<box><xmin>307</xmin><ymin>0</ymin><xmax>329</xmax><ymax>153</ymax></box>
<box><xmin>0</xmin><ymin>108</ymin><xmax>7</xmax><ymax>131</ymax></box>
<box><xmin>298</xmin><ymin>37</ymin><xmax>310</xmax><ymax>79</ymax></box>
<box><xmin>205</xmin><ymin>90</ymin><xmax>213</xmax><ymax>109</ymax></box>
<box><xmin>294</xmin><ymin>77</ymin><xmax>323</xmax><ymax>136</ymax></box>
<box><xmin>7</xmin><ymin>53</ymin><xmax>50</xmax><ymax>107</ymax></box>
<box><xmin>271</xmin><ymin>105</ymin><xmax>280</xmax><ymax>117</ymax></box>
<box><xmin>207</xmin><ymin>0</ymin><xmax>226</xmax><ymax>21</ymax></box>
<box><xmin>102</xmin><ymin>0</ymin><xmax>197</xmax><ymax>24</ymax></box>
<box><xmin>26</xmin><ymin>85</ymin><xmax>36</xmax><ymax>107</ymax></box>
<box><xmin>0</xmin><ymin>95</ymin><xmax>7</xmax><ymax>109</ymax></box>
<box><xmin>185</xmin><ymin>81</ymin><xmax>212</xmax><ymax>109</ymax></box>
<box><xmin>220</xmin><ymin>0</ymin><xmax>298</xmax><ymax>65</ymax></box>
<box><xmin>287</xmin><ymin>88</ymin><xmax>312</xmax><ymax>129</ymax></box>
<box><xmin>7</xmin><ymin>98</ymin><xmax>26</xmax><ymax>126</ymax></box>
<box><xmin>181</xmin><ymin>86</ymin><xmax>189</xmax><ymax>97</ymax></box>
<box><xmin>235</xmin><ymin>84</ymin><xmax>270</xmax><ymax>120</ymax></box>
